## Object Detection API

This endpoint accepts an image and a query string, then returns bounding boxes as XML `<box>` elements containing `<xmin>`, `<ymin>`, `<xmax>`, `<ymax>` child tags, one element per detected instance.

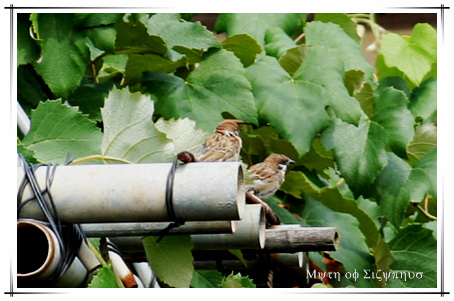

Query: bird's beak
<box><xmin>289</xmin><ymin>159</ymin><xmax>295</xmax><ymax>165</ymax></box>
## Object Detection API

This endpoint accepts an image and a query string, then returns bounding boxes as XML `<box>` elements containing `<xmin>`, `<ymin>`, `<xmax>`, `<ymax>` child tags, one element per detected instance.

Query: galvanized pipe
<box><xmin>18</xmin><ymin>162</ymin><xmax>245</xmax><ymax>223</ymax></box>
<box><xmin>193</xmin><ymin>252</ymin><xmax>303</xmax><ymax>270</ymax></box>
<box><xmin>109</xmin><ymin>205</ymin><xmax>266</xmax><ymax>254</ymax></box>
<box><xmin>81</xmin><ymin>220</ymin><xmax>236</xmax><ymax>237</ymax></box>
<box><xmin>191</xmin><ymin>204</ymin><xmax>265</xmax><ymax>250</ymax></box>
<box><xmin>17</xmin><ymin>219</ymin><xmax>88</xmax><ymax>288</ymax></box>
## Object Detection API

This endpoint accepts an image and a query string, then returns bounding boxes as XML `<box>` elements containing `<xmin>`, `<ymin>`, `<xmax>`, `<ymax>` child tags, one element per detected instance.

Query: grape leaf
<box><xmin>409</xmin><ymin>78</ymin><xmax>437</xmax><ymax>122</ymax></box>
<box><xmin>215</xmin><ymin>13</ymin><xmax>304</xmax><ymax>46</ymax></box>
<box><xmin>304</xmin><ymin>21</ymin><xmax>373</xmax><ymax>78</ymax></box>
<box><xmin>88</xmin><ymin>264</ymin><xmax>120</xmax><ymax>288</ymax></box>
<box><xmin>142</xmin><ymin>235</ymin><xmax>194</xmax><ymax>288</ymax></box>
<box><xmin>280</xmin><ymin>170</ymin><xmax>380</xmax><ymax>249</ymax></box>
<box><xmin>17</xmin><ymin>14</ymin><xmax>39</xmax><ymax>66</ymax></box>
<box><xmin>140</xmin><ymin>13</ymin><xmax>221</xmax><ymax>52</ymax></box>
<box><xmin>314</xmin><ymin>13</ymin><xmax>360</xmax><ymax>42</ymax></box>
<box><xmin>101</xmin><ymin>87</ymin><xmax>174</xmax><ymax>163</ymax></box>
<box><xmin>371</xmin><ymin>149</ymin><xmax>437</xmax><ymax>228</ymax></box>
<box><xmin>191</xmin><ymin>270</ymin><xmax>224</xmax><ymax>288</ymax></box>
<box><xmin>21</xmin><ymin>99</ymin><xmax>103</xmax><ymax>164</ymax></box>
<box><xmin>387</xmin><ymin>224</ymin><xmax>437</xmax><ymax>288</ymax></box>
<box><xmin>372</xmin><ymin>87</ymin><xmax>415</xmax><ymax>158</ymax></box>
<box><xmin>154</xmin><ymin>117</ymin><xmax>209</xmax><ymax>154</ymax></box>
<box><xmin>142</xmin><ymin>49</ymin><xmax>258</xmax><ymax>132</ymax></box>
<box><xmin>222</xmin><ymin>34</ymin><xmax>262</xmax><ymax>67</ymax></box>
<box><xmin>320</xmin><ymin>117</ymin><xmax>388</xmax><ymax>197</ymax></box>
<box><xmin>264</xmin><ymin>27</ymin><xmax>296</xmax><ymax>58</ymax></box>
<box><xmin>380</xmin><ymin>23</ymin><xmax>437</xmax><ymax>87</ymax></box>
<box><xmin>31</xmin><ymin>13</ymin><xmax>90</xmax><ymax>98</ymax></box>
<box><xmin>302</xmin><ymin>194</ymin><xmax>376</xmax><ymax>288</ymax></box>
<box><xmin>406</xmin><ymin>123</ymin><xmax>437</xmax><ymax>165</ymax></box>
<box><xmin>245</xmin><ymin>55</ymin><xmax>331</xmax><ymax>157</ymax></box>
<box><xmin>220</xmin><ymin>273</ymin><xmax>256</xmax><ymax>288</ymax></box>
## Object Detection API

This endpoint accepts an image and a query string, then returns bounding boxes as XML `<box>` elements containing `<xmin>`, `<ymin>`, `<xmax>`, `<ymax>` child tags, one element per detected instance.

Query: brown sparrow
<box><xmin>193</xmin><ymin>119</ymin><xmax>245</xmax><ymax>162</ymax></box>
<box><xmin>248</xmin><ymin>154</ymin><xmax>295</xmax><ymax>200</ymax></box>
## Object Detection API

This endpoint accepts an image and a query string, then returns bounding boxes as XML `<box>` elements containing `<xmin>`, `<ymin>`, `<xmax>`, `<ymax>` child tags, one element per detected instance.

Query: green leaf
<box><xmin>372</xmin><ymin>87</ymin><xmax>415</xmax><ymax>158</ymax></box>
<box><xmin>140</xmin><ymin>13</ymin><xmax>220</xmax><ymax>52</ymax></box>
<box><xmin>264</xmin><ymin>27</ymin><xmax>296</xmax><ymax>58</ymax></box>
<box><xmin>17</xmin><ymin>14</ymin><xmax>39</xmax><ymax>66</ymax></box>
<box><xmin>380</xmin><ymin>23</ymin><xmax>437</xmax><ymax>86</ymax></box>
<box><xmin>215</xmin><ymin>13</ymin><xmax>304</xmax><ymax>46</ymax></box>
<box><xmin>74</xmin><ymin>13</ymin><xmax>124</xmax><ymax>27</ymax></box>
<box><xmin>320</xmin><ymin>118</ymin><xmax>388</xmax><ymax>197</ymax></box>
<box><xmin>302</xmin><ymin>194</ymin><xmax>376</xmax><ymax>288</ymax></box>
<box><xmin>88</xmin><ymin>264</ymin><xmax>121</xmax><ymax>288</ymax></box>
<box><xmin>100</xmin><ymin>87</ymin><xmax>174</xmax><ymax>163</ymax></box>
<box><xmin>114</xmin><ymin>19</ymin><xmax>167</xmax><ymax>55</ymax></box>
<box><xmin>142</xmin><ymin>235</ymin><xmax>194</xmax><ymax>288</ymax></box>
<box><xmin>124</xmin><ymin>53</ymin><xmax>185</xmax><ymax>85</ymax></box>
<box><xmin>406</xmin><ymin>123</ymin><xmax>437</xmax><ymax>165</ymax></box>
<box><xmin>17</xmin><ymin>65</ymin><xmax>48</xmax><ymax>109</ymax></box>
<box><xmin>154</xmin><ymin>117</ymin><xmax>209</xmax><ymax>154</ymax></box>
<box><xmin>220</xmin><ymin>273</ymin><xmax>256</xmax><ymax>288</ymax></box>
<box><xmin>409</xmin><ymin>78</ymin><xmax>437</xmax><ymax>122</ymax></box>
<box><xmin>371</xmin><ymin>149</ymin><xmax>437</xmax><ymax>228</ymax></box>
<box><xmin>85</xmin><ymin>26</ymin><xmax>117</xmax><ymax>53</ymax></box>
<box><xmin>278</xmin><ymin>45</ymin><xmax>306</xmax><ymax>76</ymax></box>
<box><xmin>222</xmin><ymin>34</ymin><xmax>262</xmax><ymax>67</ymax></box>
<box><xmin>22</xmin><ymin>99</ymin><xmax>103</xmax><ymax>164</ymax></box>
<box><xmin>280</xmin><ymin>170</ymin><xmax>380</xmax><ymax>249</ymax></box>
<box><xmin>142</xmin><ymin>49</ymin><xmax>258</xmax><ymax>132</ymax></box>
<box><xmin>32</xmin><ymin>13</ymin><xmax>90</xmax><ymax>98</ymax></box>
<box><xmin>387</xmin><ymin>224</ymin><xmax>437</xmax><ymax>288</ymax></box>
<box><xmin>304</xmin><ymin>21</ymin><xmax>373</xmax><ymax>78</ymax></box>
<box><xmin>191</xmin><ymin>270</ymin><xmax>224</xmax><ymax>288</ymax></box>
<box><xmin>314</xmin><ymin>13</ymin><xmax>360</xmax><ymax>42</ymax></box>
<box><xmin>67</xmin><ymin>79</ymin><xmax>114</xmax><ymax>121</ymax></box>
<box><xmin>245</xmin><ymin>55</ymin><xmax>331</xmax><ymax>157</ymax></box>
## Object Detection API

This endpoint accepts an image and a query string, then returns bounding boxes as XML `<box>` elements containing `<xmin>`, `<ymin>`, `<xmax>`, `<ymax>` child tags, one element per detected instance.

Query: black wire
<box><xmin>157</xmin><ymin>156</ymin><xmax>185</xmax><ymax>243</ymax></box>
<box><xmin>17</xmin><ymin>152</ymin><xmax>84</xmax><ymax>287</ymax></box>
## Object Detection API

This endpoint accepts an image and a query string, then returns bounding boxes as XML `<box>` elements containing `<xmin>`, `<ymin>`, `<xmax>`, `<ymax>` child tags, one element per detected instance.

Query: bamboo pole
<box><xmin>264</xmin><ymin>225</ymin><xmax>340</xmax><ymax>252</ymax></box>
<box><xmin>18</xmin><ymin>162</ymin><xmax>245</xmax><ymax>223</ymax></box>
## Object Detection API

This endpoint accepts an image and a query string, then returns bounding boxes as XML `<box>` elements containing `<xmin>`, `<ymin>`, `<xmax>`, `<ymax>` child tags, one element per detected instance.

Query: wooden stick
<box><xmin>264</xmin><ymin>225</ymin><xmax>339</xmax><ymax>252</ymax></box>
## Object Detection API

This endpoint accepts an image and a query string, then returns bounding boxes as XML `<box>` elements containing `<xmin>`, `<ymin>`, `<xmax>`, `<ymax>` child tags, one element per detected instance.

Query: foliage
<box><xmin>17</xmin><ymin>13</ymin><xmax>437</xmax><ymax>288</ymax></box>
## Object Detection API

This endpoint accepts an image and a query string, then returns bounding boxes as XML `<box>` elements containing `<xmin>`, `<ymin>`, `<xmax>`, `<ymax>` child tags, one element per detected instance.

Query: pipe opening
<box><xmin>18</xmin><ymin>225</ymin><xmax>49</xmax><ymax>274</ymax></box>
<box><xmin>17</xmin><ymin>220</ymin><xmax>59</xmax><ymax>278</ymax></box>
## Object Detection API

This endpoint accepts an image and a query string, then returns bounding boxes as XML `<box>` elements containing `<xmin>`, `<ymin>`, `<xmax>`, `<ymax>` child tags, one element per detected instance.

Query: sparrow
<box><xmin>248</xmin><ymin>154</ymin><xmax>295</xmax><ymax>200</ymax></box>
<box><xmin>193</xmin><ymin>119</ymin><xmax>245</xmax><ymax>162</ymax></box>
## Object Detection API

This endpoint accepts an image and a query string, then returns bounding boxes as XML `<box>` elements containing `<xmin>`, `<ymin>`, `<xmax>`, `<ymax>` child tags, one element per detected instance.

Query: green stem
<box><xmin>70</xmin><ymin>155</ymin><xmax>132</xmax><ymax>165</ymax></box>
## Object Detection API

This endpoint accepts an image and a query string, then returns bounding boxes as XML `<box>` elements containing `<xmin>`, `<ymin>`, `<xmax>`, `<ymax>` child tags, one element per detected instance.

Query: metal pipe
<box><xmin>132</xmin><ymin>262</ymin><xmax>160</xmax><ymax>288</ymax></box>
<box><xmin>193</xmin><ymin>252</ymin><xmax>303</xmax><ymax>270</ymax></box>
<box><xmin>191</xmin><ymin>204</ymin><xmax>265</xmax><ymax>250</ymax></box>
<box><xmin>18</xmin><ymin>162</ymin><xmax>245</xmax><ymax>223</ymax></box>
<box><xmin>17</xmin><ymin>219</ymin><xmax>88</xmax><ymax>287</ymax></box>
<box><xmin>17</xmin><ymin>101</ymin><xmax>31</xmax><ymax>136</ymax></box>
<box><xmin>81</xmin><ymin>220</ymin><xmax>236</xmax><ymax>237</ymax></box>
<box><xmin>109</xmin><ymin>205</ymin><xmax>266</xmax><ymax>255</ymax></box>
<box><xmin>263</xmin><ymin>225</ymin><xmax>340</xmax><ymax>252</ymax></box>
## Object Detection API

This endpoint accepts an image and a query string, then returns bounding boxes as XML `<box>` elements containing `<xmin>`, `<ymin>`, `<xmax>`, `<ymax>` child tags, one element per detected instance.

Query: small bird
<box><xmin>193</xmin><ymin>119</ymin><xmax>245</xmax><ymax>162</ymax></box>
<box><xmin>248</xmin><ymin>154</ymin><xmax>295</xmax><ymax>200</ymax></box>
